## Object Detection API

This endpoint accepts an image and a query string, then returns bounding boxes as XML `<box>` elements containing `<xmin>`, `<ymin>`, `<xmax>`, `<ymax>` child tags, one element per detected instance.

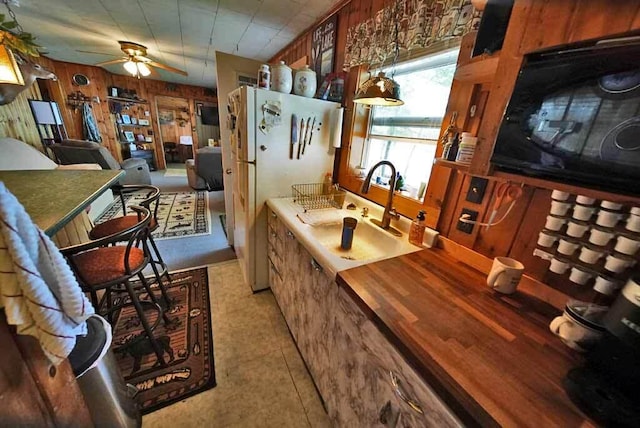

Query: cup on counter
<box><xmin>572</xmin><ymin>204</ymin><xmax>596</xmax><ymax>221</ymax></box>
<box><xmin>566</xmin><ymin>220</ymin><xmax>589</xmax><ymax>238</ymax></box>
<box><xmin>631</xmin><ymin>207</ymin><xmax>640</xmax><ymax>216</ymax></box>
<box><xmin>578</xmin><ymin>245</ymin><xmax>605</xmax><ymax>265</ymax></box>
<box><xmin>550</xmin><ymin>200</ymin><xmax>572</xmax><ymax>216</ymax></box>
<box><xmin>625</xmin><ymin>214</ymin><xmax>640</xmax><ymax>233</ymax></box>
<box><xmin>588</xmin><ymin>226</ymin><xmax>616</xmax><ymax>246</ymax></box>
<box><xmin>551</xmin><ymin>190</ymin><xmax>570</xmax><ymax>201</ymax></box>
<box><xmin>549</xmin><ymin>300</ymin><xmax>607</xmax><ymax>352</ymax></box>
<box><xmin>569</xmin><ymin>266</ymin><xmax>594</xmax><ymax>285</ymax></box>
<box><xmin>549</xmin><ymin>257</ymin><xmax>571</xmax><ymax>274</ymax></box>
<box><xmin>575</xmin><ymin>195</ymin><xmax>596</xmax><ymax>206</ymax></box>
<box><xmin>614</xmin><ymin>234</ymin><xmax>640</xmax><ymax>256</ymax></box>
<box><xmin>545</xmin><ymin>214</ymin><xmax>567</xmax><ymax>231</ymax></box>
<box><xmin>596</xmin><ymin>209</ymin><xmax>624</xmax><ymax>228</ymax></box>
<box><xmin>557</xmin><ymin>238</ymin><xmax>580</xmax><ymax>256</ymax></box>
<box><xmin>600</xmin><ymin>200</ymin><xmax>623</xmax><ymax>211</ymax></box>
<box><xmin>604</xmin><ymin>252</ymin><xmax>637</xmax><ymax>273</ymax></box>
<box><xmin>341</xmin><ymin>217</ymin><xmax>358</xmax><ymax>250</ymax></box>
<box><xmin>537</xmin><ymin>230</ymin><xmax>558</xmax><ymax>248</ymax></box>
<box><xmin>593</xmin><ymin>275</ymin><xmax>622</xmax><ymax>296</ymax></box>
<box><xmin>486</xmin><ymin>257</ymin><xmax>524</xmax><ymax>294</ymax></box>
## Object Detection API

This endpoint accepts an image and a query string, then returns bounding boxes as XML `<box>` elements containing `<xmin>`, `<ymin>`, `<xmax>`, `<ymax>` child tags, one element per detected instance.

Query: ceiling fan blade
<box><xmin>76</xmin><ymin>49</ymin><xmax>117</xmax><ymax>56</ymax></box>
<box><xmin>148</xmin><ymin>60</ymin><xmax>188</xmax><ymax>76</ymax></box>
<box><xmin>95</xmin><ymin>58</ymin><xmax>127</xmax><ymax>66</ymax></box>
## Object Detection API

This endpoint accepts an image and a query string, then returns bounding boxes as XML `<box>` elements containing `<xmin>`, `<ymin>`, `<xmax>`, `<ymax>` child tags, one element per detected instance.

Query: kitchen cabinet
<box><xmin>266</xmin><ymin>207</ymin><xmax>461</xmax><ymax>427</ymax></box>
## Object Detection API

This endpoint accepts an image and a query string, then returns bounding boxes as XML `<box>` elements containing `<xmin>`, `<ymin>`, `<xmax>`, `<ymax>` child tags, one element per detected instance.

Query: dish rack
<box><xmin>292</xmin><ymin>183</ymin><xmax>346</xmax><ymax>212</ymax></box>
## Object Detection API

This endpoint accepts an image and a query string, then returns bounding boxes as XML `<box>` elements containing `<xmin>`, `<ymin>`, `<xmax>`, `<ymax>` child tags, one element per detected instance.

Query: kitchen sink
<box><xmin>307</xmin><ymin>216</ymin><xmax>414</xmax><ymax>262</ymax></box>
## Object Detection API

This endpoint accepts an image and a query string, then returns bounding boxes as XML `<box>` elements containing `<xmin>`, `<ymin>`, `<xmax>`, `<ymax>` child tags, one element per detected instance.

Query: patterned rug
<box><xmin>110</xmin><ymin>267</ymin><xmax>215</xmax><ymax>414</ymax></box>
<box><xmin>95</xmin><ymin>191</ymin><xmax>210</xmax><ymax>240</ymax></box>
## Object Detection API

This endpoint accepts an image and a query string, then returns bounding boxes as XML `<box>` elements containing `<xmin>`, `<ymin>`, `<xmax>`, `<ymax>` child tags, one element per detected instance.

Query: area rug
<box><xmin>95</xmin><ymin>191</ymin><xmax>210</xmax><ymax>240</ymax></box>
<box><xmin>109</xmin><ymin>267</ymin><xmax>215</xmax><ymax>414</ymax></box>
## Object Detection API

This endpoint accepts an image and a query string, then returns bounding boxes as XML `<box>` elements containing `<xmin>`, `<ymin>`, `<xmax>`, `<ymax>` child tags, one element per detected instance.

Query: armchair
<box><xmin>185</xmin><ymin>146</ymin><xmax>223</xmax><ymax>191</ymax></box>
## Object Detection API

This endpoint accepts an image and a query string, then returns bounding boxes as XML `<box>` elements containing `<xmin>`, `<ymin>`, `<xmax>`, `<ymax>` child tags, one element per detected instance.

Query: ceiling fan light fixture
<box><xmin>137</xmin><ymin>62</ymin><xmax>151</xmax><ymax>77</ymax></box>
<box><xmin>123</xmin><ymin>60</ymin><xmax>137</xmax><ymax>75</ymax></box>
<box><xmin>353</xmin><ymin>72</ymin><xmax>404</xmax><ymax>106</ymax></box>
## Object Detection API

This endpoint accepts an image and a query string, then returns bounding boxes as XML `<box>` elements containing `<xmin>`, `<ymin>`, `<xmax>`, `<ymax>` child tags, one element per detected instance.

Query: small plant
<box><xmin>0</xmin><ymin>13</ymin><xmax>41</xmax><ymax>57</ymax></box>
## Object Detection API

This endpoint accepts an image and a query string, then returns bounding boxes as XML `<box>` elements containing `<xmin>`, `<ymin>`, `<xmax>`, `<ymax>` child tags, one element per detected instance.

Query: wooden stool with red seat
<box><xmin>90</xmin><ymin>184</ymin><xmax>173</xmax><ymax>310</ymax></box>
<box><xmin>61</xmin><ymin>205</ymin><xmax>170</xmax><ymax>367</ymax></box>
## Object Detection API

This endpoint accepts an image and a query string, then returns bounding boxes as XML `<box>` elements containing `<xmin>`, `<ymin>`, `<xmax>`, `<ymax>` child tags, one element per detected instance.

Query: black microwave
<box><xmin>491</xmin><ymin>36</ymin><xmax>640</xmax><ymax>196</ymax></box>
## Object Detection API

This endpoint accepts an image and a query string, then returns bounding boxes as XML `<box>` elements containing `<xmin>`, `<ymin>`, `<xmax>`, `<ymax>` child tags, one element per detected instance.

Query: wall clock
<box><xmin>72</xmin><ymin>73</ymin><xmax>90</xmax><ymax>86</ymax></box>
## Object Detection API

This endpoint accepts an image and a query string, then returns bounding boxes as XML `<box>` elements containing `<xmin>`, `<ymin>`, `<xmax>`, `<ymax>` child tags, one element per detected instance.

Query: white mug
<box><xmin>549</xmin><ymin>258</ymin><xmax>571</xmax><ymax>274</ymax></box>
<box><xmin>572</xmin><ymin>204</ymin><xmax>595</xmax><ymax>221</ymax></box>
<box><xmin>588</xmin><ymin>227</ymin><xmax>615</xmax><ymax>246</ymax></box>
<box><xmin>625</xmin><ymin>214</ymin><xmax>640</xmax><ymax>233</ymax></box>
<box><xmin>545</xmin><ymin>214</ymin><xmax>566</xmax><ymax>231</ymax></box>
<box><xmin>557</xmin><ymin>238</ymin><xmax>579</xmax><ymax>256</ymax></box>
<box><xmin>569</xmin><ymin>266</ymin><xmax>594</xmax><ymax>285</ymax></box>
<box><xmin>487</xmin><ymin>257</ymin><xmax>524</xmax><ymax>294</ymax></box>
<box><xmin>566</xmin><ymin>220</ymin><xmax>589</xmax><ymax>238</ymax></box>
<box><xmin>551</xmin><ymin>190</ymin><xmax>570</xmax><ymax>201</ymax></box>
<box><xmin>596</xmin><ymin>209</ymin><xmax>623</xmax><ymax>228</ymax></box>
<box><xmin>537</xmin><ymin>230</ymin><xmax>558</xmax><ymax>247</ymax></box>
<box><xmin>614</xmin><ymin>235</ymin><xmax>640</xmax><ymax>256</ymax></box>
<box><xmin>593</xmin><ymin>275</ymin><xmax>621</xmax><ymax>296</ymax></box>
<box><xmin>578</xmin><ymin>246</ymin><xmax>604</xmax><ymax>264</ymax></box>
<box><xmin>550</xmin><ymin>200</ymin><xmax>572</xmax><ymax>216</ymax></box>
<box><xmin>604</xmin><ymin>253</ymin><xmax>636</xmax><ymax>273</ymax></box>
<box><xmin>600</xmin><ymin>200</ymin><xmax>623</xmax><ymax>211</ymax></box>
<box><xmin>631</xmin><ymin>207</ymin><xmax>640</xmax><ymax>216</ymax></box>
<box><xmin>575</xmin><ymin>195</ymin><xmax>596</xmax><ymax>206</ymax></box>
<box><xmin>549</xmin><ymin>311</ymin><xmax>604</xmax><ymax>352</ymax></box>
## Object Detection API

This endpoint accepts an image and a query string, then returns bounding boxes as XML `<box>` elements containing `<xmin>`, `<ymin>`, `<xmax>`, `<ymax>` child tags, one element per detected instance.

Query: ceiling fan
<box><xmin>88</xmin><ymin>41</ymin><xmax>187</xmax><ymax>78</ymax></box>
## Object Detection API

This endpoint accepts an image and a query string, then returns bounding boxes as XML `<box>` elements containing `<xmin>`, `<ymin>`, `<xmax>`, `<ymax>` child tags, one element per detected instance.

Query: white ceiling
<box><xmin>13</xmin><ymin>0</ymin><xmax>342</xmax><ymax>88</ymax></box>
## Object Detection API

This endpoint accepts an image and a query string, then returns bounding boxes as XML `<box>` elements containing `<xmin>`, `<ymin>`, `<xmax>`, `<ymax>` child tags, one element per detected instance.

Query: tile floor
<box><xmin>142</xmin><ymin>260</ymin><xmax>331</xmax><ymax>427</ymax></box>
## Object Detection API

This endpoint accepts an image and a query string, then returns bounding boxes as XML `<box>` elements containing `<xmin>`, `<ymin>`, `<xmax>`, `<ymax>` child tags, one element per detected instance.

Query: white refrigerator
<box><xmin>228</xmin><ymin>86</ymin><xmax>340</xmax><ymax>291</ymax></box>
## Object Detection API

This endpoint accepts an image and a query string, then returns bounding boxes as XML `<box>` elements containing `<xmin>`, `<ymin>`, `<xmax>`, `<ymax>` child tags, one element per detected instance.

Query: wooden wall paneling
<box><xmin>14</xmin><ymin>334</ymin><xmax>93</xmax><ymax>427</ymax></box>
<box><xmin>0</xmin><ymin>314</ymin><xmax>54</xmax><ymax>427</ymax></box>
<box><xmin>188</xmin><ymin>99</ymin><xmax>198</xmax><ymax>156</ymax></box>
<box><xmin>148</xmin><ymin>93</ymin><xmax>165</xmax><ymax>170</ymax></box>
<box><xmin>0</xmin><ymin>84</ymin><xmax>44</xmax><ymax>151</ymax></box>
<box><xmin>473</xmin><ymin>182</ymin><xmax>534</xmax><ymax>259</ymax></box>
<box><xmin>436</xmin><ymin>169</ymin><xmax>463</xmax><ymax>235</ymax></box>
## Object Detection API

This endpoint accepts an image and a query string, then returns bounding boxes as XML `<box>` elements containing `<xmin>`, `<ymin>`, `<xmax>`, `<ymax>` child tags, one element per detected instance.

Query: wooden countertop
<box><xmin>336</xmin><ymin>248</ymin><xmax>592</xmax><ymax>427</ymax></box>
<box><xmin>0</xmin><ymin>169</ymin><xmax>123</xmax><ymax>236</ymax></box>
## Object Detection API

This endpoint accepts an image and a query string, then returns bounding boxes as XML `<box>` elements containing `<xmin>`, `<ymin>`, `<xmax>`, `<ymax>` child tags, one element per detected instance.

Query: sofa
<box><xmin>186</xmin><ymin>146</ymin><xmax>223</xmax><ymax>191</ymax></box>
<box><xmin>51</xmin><ymin>139</ymin><xmax>151</xmax><ymax>185</ymax></box>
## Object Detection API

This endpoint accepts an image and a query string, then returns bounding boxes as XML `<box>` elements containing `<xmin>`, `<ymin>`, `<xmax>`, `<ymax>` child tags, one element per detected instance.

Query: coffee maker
<box><xmin>564</xmin><ymin>277</ymin><xmax>640</xmax><ymax>426</ymax></box>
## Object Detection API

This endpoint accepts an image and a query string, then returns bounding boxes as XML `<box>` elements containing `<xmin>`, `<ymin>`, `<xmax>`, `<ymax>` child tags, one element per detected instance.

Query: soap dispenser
<box><xmin>409</xmin><ymin>210</ymin><xmax>426</xmax><ymax>246</ymax></box>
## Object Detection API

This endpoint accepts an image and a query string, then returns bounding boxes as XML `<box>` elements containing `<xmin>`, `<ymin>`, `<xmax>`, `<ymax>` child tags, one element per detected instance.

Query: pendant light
<box><xmin>353</xmin><ymin>4</ymin><xmax>403</xmax><ymax>106</ymax></box>
<box><xmin>123</xmin><ymin>59</ymin><xmax>137</xmax><ymax>75</ymax></box>
<box><xmin>0</xmin><ymin>44</ymin><xmax>24</xmax><ymax>85</ymax></box>
<box><xmin>136</xmin><ymin>62</ymin><xmax>151</xmax><ymax>77</ymax></box>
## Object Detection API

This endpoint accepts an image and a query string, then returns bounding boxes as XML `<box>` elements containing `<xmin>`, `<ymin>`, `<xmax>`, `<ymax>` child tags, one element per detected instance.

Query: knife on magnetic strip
<box><xmin>290</xmin><ymin>114</ymin><xmax>298</xmax><ymax>159</ymax></box>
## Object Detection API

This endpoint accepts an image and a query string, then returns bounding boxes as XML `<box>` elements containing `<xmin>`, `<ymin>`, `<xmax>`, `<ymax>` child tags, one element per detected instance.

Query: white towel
<box><xmin>0</xmin><ymin>182</ymin><xmax>94</xmax><ymax>365</ymax></box>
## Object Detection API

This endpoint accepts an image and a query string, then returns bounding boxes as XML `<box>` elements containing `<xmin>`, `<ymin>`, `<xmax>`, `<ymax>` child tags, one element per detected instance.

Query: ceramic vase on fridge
<box><xmin>271</xmin><ymin>61</ymin><xmax>292</xmax><ymax>94</ymax></box>
<box><xmin>294</xmin><ymin>65</ymin><xmax>317</xmax><ymax>98</ymax></box>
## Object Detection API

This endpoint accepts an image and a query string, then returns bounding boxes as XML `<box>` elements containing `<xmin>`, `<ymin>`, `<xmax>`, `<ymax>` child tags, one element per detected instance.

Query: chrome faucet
<box><xmin>360</xmin><ymin>160</ymin><xmax>402</xmax><ymax>237</ymax></box>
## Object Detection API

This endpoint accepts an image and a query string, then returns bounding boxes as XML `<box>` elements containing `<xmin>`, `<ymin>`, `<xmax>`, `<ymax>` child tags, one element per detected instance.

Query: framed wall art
<box><xmin>311</xmin><ymin>14</ymin><xmax>337</xmax><ymax>83</ymax></box>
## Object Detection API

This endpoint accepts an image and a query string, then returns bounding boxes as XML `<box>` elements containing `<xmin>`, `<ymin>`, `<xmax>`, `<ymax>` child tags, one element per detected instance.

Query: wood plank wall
<box><xmin>0</xmin><ymin>56</ymin><xmax>218</xmax><ymax>169</ymax></box>
<box><xmin>270</xmin><ymin>0</ymin><xmax>640</xmax><ymax>306</ymax></box>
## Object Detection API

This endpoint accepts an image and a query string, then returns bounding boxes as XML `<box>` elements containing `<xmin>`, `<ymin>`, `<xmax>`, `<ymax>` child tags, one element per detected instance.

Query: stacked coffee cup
<box><xmin>537</xmin><ymin>190</ymin><xmax>640</xmax><ymax>297</ymax></box>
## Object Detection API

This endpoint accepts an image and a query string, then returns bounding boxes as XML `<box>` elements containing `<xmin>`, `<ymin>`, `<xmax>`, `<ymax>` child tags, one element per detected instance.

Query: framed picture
<box><xmin>124</xmin><ymin>131</ymin><xmax>135</xmax><ymax>142</ymax></box>
<box><xmin>311</xmin><ymin>14</ymin><xmax>337</xmax><ymax>84</ymax></box>
<box><xmin>131</xmin><ymin>117</ymin><xmax>138</xmax><ymax>125</ymax></box>
<box><xmin>138</xmin><ymin>119</ymin><xmax>150</xmax><ymax>126</ymax></box>
<box><xmin>159</xmin><ymin>110</ymin><xmax>174</xmax><ymax>125</ymax></box>
<box><xmin>121</xmin><ymin>114</ymin><xmax>131</xmax><ymax>124</ymax></box>
<box><xmin>136</xmin><ymin>134</ymin><xmax>145</xmax><ymax>142</ymax></box>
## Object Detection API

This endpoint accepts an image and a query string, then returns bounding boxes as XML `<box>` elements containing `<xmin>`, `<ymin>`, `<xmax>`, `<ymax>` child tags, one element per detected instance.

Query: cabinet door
<box><xmin>279</xmin><ymin>225</ymin><xmax>302</xmax><ymax>341</ymax></box>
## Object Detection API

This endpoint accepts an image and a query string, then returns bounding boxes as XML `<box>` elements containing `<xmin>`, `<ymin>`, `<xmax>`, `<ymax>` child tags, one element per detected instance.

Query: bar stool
<box><xmin>61</xmin><ymin>206</ymin><xmax>169</xmax><ymax>367</ymax></box>
<box><xmin>90</xmin><ymin>184</ymin><xmax>173</xmax><ymax>310</ymax></box>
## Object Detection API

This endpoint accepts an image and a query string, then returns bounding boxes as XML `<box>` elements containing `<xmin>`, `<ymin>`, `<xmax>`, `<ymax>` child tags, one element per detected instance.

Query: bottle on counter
<box><xmin>258</xmin><ymin>64</ymin><xmax>270</xmax><ymax>90</ymax></box>
<box><xmin>409</xmin><ymin>210</ymin><xmax>426</xmax><ymax>246</ymax></box>
<box><xmin>446</xmin><ymin>132</ymin><xmax>460</xmax><ymax>161</ymax></box>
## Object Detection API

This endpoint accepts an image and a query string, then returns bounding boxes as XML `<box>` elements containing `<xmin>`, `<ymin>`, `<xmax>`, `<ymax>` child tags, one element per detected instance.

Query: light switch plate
<box><xmin>466</xmin><ymin>177</ymin><xmax>488</xmax><ymax>204</ymax></box>
<box><xmin>457</xmin><ymin>209</ymin><xmax>478</xmax><ymax>234</ymax></box>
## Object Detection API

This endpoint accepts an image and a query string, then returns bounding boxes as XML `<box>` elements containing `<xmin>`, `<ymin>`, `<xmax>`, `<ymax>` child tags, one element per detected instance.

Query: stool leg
<box><xmin>124</xmin><ymin>279</ymin><xmax>167</xmax><ymax>368</ymax></box>
<box><xmin>138</xmin><ymin>272</ymin><xmax>171</xmax><ymax>325</ymax></box>
<box><xmin>147</xmin><ymin>234</ymin><xmax>173</xmax><ymax>307</ymax></box>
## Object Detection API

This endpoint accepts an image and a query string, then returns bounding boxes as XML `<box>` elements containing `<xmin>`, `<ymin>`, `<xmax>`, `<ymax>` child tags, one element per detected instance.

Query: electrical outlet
<box><xmin>457</xmin><ymin>209</ymin><xmax>478</xmax><ymax>234</ymax></box>
<box><xmin>466</xmin><ymin>177</ymin><xmax>488</xmax><ymax>204</ymax></box>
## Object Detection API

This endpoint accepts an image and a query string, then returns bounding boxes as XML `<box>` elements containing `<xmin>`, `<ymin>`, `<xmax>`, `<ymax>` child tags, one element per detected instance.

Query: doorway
<box><xmin>194</xmin><ymin>101</ymin><xmax>221</xmax><ymax>148</ymax></box>
<box><xmin>155</xmin><ymin>96</ymin><xmax>194</xmax><ymax>171</ymax></box>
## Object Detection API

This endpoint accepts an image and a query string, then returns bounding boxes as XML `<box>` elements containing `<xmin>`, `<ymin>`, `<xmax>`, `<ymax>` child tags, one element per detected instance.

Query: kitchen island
<box><xmin>0</xmin><ymin>169</ymin><xmax>123</xmax><ymax>238</ymax></box>
<box><xmin>267</xmin><ymin>196</ymin><xmax>592</xmax><ymax>427</ymax></box>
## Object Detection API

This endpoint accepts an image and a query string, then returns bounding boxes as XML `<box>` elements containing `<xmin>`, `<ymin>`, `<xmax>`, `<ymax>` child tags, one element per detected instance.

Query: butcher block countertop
<box><xmin>336</xmin><ymin>248</ymin><xmax>593</xmax><ymax>427</ymax></box>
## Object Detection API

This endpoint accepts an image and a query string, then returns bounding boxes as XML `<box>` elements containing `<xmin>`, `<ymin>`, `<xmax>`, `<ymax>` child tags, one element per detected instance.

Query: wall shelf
<box><xmin>434</xmin><ymin>158</ymin><xmax>470</xmax><ymax>172</ymax></box>
<box><xmin>107</xmin><ymin>96</ymin><xmax>148</xmax><ymax>104</ymax></box>
<box><xmin>453</xmin><ymin>56</ymin><xmax>500</xmax><ymax>83</ymax></box>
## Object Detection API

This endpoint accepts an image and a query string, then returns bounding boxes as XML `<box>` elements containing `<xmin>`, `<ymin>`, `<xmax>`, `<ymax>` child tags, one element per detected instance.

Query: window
<box><xmin>361</xmin><ymin>48</ymin><xmax>458</xmax><ymax>201</ymax></box>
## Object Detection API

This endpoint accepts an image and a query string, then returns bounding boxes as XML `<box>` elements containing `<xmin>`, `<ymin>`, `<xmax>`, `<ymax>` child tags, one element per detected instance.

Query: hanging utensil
<box><xmin>301</xmin><ymin>116</ymin><xmax>312</xmax><ymax>155</ymax></box>
<box><xmin>307</xmin><ymin>117</ymin><xmax>316</xmax><ymax>145</ymax></box>
<box><xmin>290</xmin><ymin>114</ymin><xmax>298</xmax><ymax>159</ymax></box>
<box><xmin>297</xmin><ymin>118</ymin><xmax>305</xmax><ymax>159</ymax></box>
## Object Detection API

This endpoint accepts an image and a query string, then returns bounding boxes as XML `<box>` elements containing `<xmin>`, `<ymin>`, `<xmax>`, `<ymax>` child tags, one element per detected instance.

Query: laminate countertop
<box><xmin>0</xmin><ymin>169</ymin><xmax>123</xmax><ymax>236</ymax></box>
<box><xmin>336</xmin><ymin>248</ymin><xmax>592</xmax><ymax>427</ymax></box>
